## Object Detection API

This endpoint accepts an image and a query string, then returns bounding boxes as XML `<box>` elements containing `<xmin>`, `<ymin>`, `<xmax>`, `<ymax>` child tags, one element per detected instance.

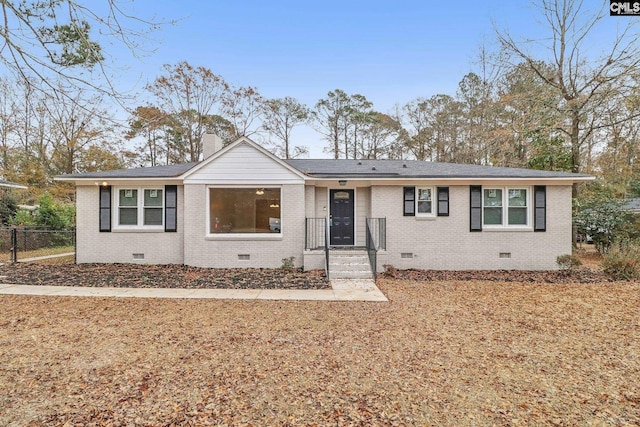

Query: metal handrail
<box><xmin>304</xmin><ymin>217</ymin><xmax>325</xmax><ymax>250</ymax></box>
<box><xmin>304</xmin><ymin>217</ymin><xmax>330</xmax><ymax>278</ymax></box>
<box><xmin>365</xmin><ymin>217</ymin><xmax>387</xmax><ymax>281</ymax></box>
<box><xmin>366</xmin><ymin>219</ymin><xmax>377</xmax><ymax>280</ymax></box>
<box><xmin>366</xmin><ymin>217</ymin><xmax>386</xmax><ymax>251</ymax></box>
<box><xmin>324</xmin><ymin>217</ymin><xmax>330</xmax><ymax>279</ymax></box>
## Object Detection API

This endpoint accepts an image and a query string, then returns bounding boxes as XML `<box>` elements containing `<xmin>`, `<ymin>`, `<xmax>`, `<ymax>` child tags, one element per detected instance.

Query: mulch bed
<box><xmin>0</xmin><ymin>263</ymin><xmax>615</xmax><ymax>290</ymax></box>
<box><xmin>0</xmin><ymin>263</ymin><xmax>330</xmax><ymax>290</ymax></box>
<box><xmin>380</xmin><ymin>268</ymin><xmax>612</xmax><ymax>283</ymax></box>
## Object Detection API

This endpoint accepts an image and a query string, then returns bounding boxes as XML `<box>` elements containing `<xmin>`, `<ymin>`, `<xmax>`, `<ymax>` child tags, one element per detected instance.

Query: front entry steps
<box><xmin>328</xmin><ymin>248</ymin><xmax>373</xmax><ymax>280</ymax></box>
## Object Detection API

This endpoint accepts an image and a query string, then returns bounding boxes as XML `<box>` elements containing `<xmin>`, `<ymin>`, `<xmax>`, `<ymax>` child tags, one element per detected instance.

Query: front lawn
<box><xmin>0</xmin><ymin>279</ymin><xmax>638</xmax><ymax>425</ymax></box>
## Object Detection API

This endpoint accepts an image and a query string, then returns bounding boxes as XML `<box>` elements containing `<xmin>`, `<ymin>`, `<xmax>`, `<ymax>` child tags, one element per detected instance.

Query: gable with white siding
<box><xmin>183</xmin><ymin>141</ymin><xmax>305</xmax><ymax>185</ymax></box>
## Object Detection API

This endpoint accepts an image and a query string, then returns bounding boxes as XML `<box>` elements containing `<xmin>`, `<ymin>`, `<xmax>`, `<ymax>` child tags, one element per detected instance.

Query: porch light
<box><xmin>255</xmin><ymin>189</ymin><xmax>264</xmax><ymax>195</ymax></box>
<box><xmin>338</xmin><ymin>180</ymin><xmax>347</xmax><ymax>186</ymax></box>
<box><xmin>270</xmin><ymin>203</ymin><xmax>280</xmax><ymax>208</ymax></box>
<box><xmin>102</xmin><ymin>181</ymin><xmax>108</xmax><ymax>186</ymax></box>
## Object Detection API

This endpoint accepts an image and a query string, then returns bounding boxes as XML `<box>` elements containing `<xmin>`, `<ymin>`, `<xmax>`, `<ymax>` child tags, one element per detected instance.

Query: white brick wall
<box><xmin>371</xmin><ymin>185</ymin><xmax>572</xmax><ymax>270</ymax></box>
<box><xmin>76</xmin><ymin>185</ymin><xmax>184</xmax><ymax>264</ymax></box>
<box><xmin>314</xmin><ymin>187</ymin><xmax>327</xmax><ymax>217</ymax></box>
<box><xmin>77</xmin><ymin>182</ymin><xmax>573</xmax><ymax>271</ymax></box>
<box><xmin>183</xmin><ymin>184</ymin><xmax>305</xmax><ymax>268</ymax></box>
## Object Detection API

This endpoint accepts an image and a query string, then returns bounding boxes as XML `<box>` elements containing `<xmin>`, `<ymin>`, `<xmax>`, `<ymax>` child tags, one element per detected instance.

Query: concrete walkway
<box><xmin>17</xmin><ymin>252</ymin><xmax>75</xmax><ymax>263</ymax></box>
<box><xmin>0</xmin><ymin>279</ymin><xmax>388</xmax><ymax>302</ymax></box>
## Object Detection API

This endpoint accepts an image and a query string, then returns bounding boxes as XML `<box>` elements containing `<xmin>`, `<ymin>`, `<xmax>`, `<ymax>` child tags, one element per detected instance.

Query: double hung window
<box><xmin>116</xmin><ymin>188</ymin><xmax>164</xmax><ymax>228</ymax></box>
<box><xmin>482</xmin><ymin>187</ymin><xmax>529</xmax><ymax>227</ymax></box>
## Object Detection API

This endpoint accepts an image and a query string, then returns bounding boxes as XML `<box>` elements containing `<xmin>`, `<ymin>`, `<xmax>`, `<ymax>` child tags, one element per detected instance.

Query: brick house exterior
<box><xmin>58</xmin><ymin>136</ymin><xmax>592</xmax><ymax>271</ymax></box>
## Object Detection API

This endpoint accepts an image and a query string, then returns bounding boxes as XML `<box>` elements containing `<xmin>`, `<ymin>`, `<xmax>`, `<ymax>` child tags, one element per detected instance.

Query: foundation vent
<box><xmin>401</xmin><ymin>252</ymin><xmax>413</xmax><ymax>259</ymax></box>
<box><xmin>132</xmin><ymin>253</ymin><xmax>145</xmax><ymax>260</ymax></box>
<box><xmin>238</xmin><ymin>254</ymin><xmax>250</xmax><ymax>260</ymax></box>
<box><xmin>499</xmin><ymin>252</ymin><xmax>511</xmax><ymax>259</ymax></box>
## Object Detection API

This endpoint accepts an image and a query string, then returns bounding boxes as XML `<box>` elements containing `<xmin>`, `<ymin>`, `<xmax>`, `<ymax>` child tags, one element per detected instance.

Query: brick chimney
<box><xmin>202</xmin><ymin>134</ymin><xmax>224</xmax><ymax>159</ymax></box>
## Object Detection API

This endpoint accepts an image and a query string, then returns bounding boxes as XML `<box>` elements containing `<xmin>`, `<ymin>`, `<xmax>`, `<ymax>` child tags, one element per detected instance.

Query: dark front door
<box><xmin>330</xmin><ymin>189</ymin><xmax>354</xmax><ymax>246</ymax></box>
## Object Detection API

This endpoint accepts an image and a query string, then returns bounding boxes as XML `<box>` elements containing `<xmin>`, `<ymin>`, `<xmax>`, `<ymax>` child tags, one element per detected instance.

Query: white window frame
<box><xmin>415</xmin><ymin>186</ymin><xmax>435</xmax><ymax>217</ymax></box>
<box><xmin>482</xmin><ymin>186</ymin><xmax>532</xmax><ymax>229</ymax></box>
<box><xmin>113</xmin><ymin>186</ymin><xmax>164</xmax><ymax>230</ymax></box>
<box><xmin>205</xmin><ymin>185</ymin><xmax>283</xmax><ymax>240</ymax></box>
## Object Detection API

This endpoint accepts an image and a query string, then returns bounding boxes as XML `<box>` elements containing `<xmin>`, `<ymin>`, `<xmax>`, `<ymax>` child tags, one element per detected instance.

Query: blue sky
<box><xmin>106</xmin><ymin>0</ymin><xmax>619</xmax><ymax>157</ymax></box>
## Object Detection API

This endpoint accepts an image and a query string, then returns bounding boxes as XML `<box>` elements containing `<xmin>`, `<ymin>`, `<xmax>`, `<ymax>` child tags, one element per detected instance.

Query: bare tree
<box><xmin>126</xmin><ymin>106</ymin><xmax>168</xmax><ymax>166</ymax></box>
<box><xmin>221</xmin><ymin>86</ymin><xmax>264</xmax><ymax>138</ymax></box>
<box><xmin>45</xmin><ymin>89</ymin><xmax>109</xmax><ymax>175</ymax></box>
<box><xmin>261</xmin><ymin>97</ymin><xmax>310</xmax><ymax>159</ymax></box>
<box><xmin>496</xmin><ymin>0</ymin><xmax>640</xmax><ymax>194</ymax></box>
<box><xmin>0</xmin><ymin>0</ymin><xmax>165</xmax><ymax>102</ymax></box>
<box><xmin>312</xmin><ymin>90</ymin><xmax>351</xmax><ymax>159</ymax></box>
<box><xmin>359</xmin><ymin>112</ymin><xmax>402</xmax><ymax>159</ymax></box>
<box><xmin>146</xmin><ymin>62</ymin><xmax>228</xmax><ymax>162</ymax></box>
<box><xmin>0</xmin><ymin>77</ymin><xmax>17</xmax><ymax>170</ymax></box>
<box><xmin>401</xmin><ymin>97</ymin><xmax>432</xmax><ymax>161</ymax></box>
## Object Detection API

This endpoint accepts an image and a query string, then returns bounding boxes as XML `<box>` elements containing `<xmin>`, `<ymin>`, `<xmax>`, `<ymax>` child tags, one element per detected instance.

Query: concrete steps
<box><xmin>328</xmin><ymin>249</ymin><xmax>373</xmax><ymax>280</ymax></box>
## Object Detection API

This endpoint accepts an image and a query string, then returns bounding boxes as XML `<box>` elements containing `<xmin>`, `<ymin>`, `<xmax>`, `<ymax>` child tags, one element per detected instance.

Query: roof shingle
<box><xmin>57</xmin><ymin>158</ymin><xmax>591</xmax><ymax>180</ymax></box>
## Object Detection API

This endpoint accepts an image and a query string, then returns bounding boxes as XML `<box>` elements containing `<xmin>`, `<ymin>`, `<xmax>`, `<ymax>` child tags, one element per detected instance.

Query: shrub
<box><xmin>382</xmin><ymin>264</ymin><xmax>397</xmax><ymax>278</ymax></box>
<box><xmin>574</xmin><ymin>192</ymin><xmax>629</xmax><ymax>254</ymax></box>
<box><xmin>35</xmin><ymin>193</ymin><xmax>75</xmax><ymax>230</ymax></box>
<box><xmin>0</xmin><ymin>192</ymin><xmax>18</xmax><ymax>225</ymax></box>
<box><xmin>10</xmin><ymin>209</ymin><xmax>35</xmax><ymax>226</ymax></box>
<box><xmin>556</xmin><ymin>254</ymin><xmax>582</xmax><ymax>272</ymax></box>
<box><xmin>602</xmin><ymin>243</ymin><xmax>640</xmax><ymax>280</ymax></box>
<box><xmin>280</xmin><ymin>256</ymin><xmax>296</xmax><ymax>271</ymax></box>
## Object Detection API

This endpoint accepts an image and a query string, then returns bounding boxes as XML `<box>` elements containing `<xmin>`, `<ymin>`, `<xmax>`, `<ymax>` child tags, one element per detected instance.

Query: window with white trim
<box><xmin>416</xmin><ymin>187</ymin><xmax>434</xmax><ymax>216</ymax></box>
<box><xmin>483</xmin><ymin>187</ymin><xmax>530</xmax><ymax>227</ymax></box>
<box><xmin>116</xmin><ymin>188</ymin><xmax>164</xmax><ymax>228</ymax></box>
<box><xmin>208</xmin><ymin>187</ymin><xmax>281</xmax><ymax>234</ymax></box>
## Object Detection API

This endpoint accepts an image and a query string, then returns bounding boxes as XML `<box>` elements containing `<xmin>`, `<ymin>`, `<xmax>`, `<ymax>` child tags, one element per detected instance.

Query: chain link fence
<box><xmin>0</xmin><ymin>227</ymin><xmax>75</xmax><ymax>263</ymax></box>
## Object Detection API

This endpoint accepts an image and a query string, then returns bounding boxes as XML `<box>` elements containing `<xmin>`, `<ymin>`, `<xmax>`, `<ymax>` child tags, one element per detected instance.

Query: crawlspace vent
<box><xmin>401</xmin><ymin>252</ymin><xmax>413</xmax><ymax>259</ymax></box>
<box><xmin>238</xmin><ymin>254</ymin><xmax>250</xmax><ymax>260</ymax></box>
<box><xmin>132</xmin><ymin>253</ymin><xmax>145</xmax><ymax>260</ymax></box>
<box><xmin>499</xmin><ymin>252</ymin><xmax>512</xmax><ymax>259</ymax></box>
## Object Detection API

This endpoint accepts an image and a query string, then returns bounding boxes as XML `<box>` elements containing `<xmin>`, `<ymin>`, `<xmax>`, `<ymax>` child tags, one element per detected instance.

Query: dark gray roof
<box><xmin>57</xmin><ymin>162</ymin><xmax>198</xmax><ymax>179</ymax></box>
<box><xmin>58</xmin><ymin>158</ymin><xmax>591</xmax><ymax>180</ymax></box>
<box><xmin>285</xmin><ymin>159</ymin><xmax>590</xmax><ymax>179</ymax></box>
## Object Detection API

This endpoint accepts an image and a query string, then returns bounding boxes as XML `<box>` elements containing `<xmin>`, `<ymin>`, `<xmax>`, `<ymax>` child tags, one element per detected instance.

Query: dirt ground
<box><xmin>1</xmin><ymin>278</ymin><xmax>638</xmax><ymax>426</ymax></box>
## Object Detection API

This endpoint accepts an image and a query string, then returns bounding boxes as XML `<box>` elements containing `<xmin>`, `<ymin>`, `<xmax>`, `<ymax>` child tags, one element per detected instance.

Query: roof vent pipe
<box><xmin>202</xmin><ymin>134</ymin><xmax>224</xmax><ymax>159</ymax></box>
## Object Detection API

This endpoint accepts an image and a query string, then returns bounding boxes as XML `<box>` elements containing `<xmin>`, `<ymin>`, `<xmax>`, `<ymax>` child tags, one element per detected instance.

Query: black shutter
<box><xmin>470</xmin><ymin>185</ymin><xmax>482</xmax><ymax>231</ymax></box>
<box><xmin>165</xmin><ymin>185</ymin><xmax>178</xmax><ymax>232</ymax></box>
<box><xmin>534</xmin><ymin>185</ymin><xmax>546</xmax><ymax>232</ymax></box>
<box><xmin>403</xmin><ymin>186</ymin><xmax>415</xmax><ymax>216</ymax></box>
<box><xmin>99</xmin><ymin>186</ymin><xmax>111</xmax><ymax>232</ymax></box>
<box><xmin>437</xmin><ymin>187</ymin><xmax>449</xmax><ymax>216</ymax></box>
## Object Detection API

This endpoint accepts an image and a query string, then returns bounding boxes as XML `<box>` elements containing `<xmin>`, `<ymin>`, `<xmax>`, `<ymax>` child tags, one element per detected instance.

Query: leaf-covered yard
<box><xmin>1</xmin><ymin>279</ymin><xmax>639</xmax><ymax>426</ymax></box>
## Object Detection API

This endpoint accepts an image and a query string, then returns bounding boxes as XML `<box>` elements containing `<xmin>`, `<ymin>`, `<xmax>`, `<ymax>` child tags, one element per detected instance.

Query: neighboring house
<box><xmin>0</xmin><ymin>180</ymin><xmax>28</xmax><ymax>190</ymax></box>
<box><xmin>57</xmin><ymin>136</ymin><xmax>593</xmax><ymax>271</ymax></box>
<box><xmin>621</xmin><ymin>198</ymin><xmax>640</xmax><ymax>214</ymax></box>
